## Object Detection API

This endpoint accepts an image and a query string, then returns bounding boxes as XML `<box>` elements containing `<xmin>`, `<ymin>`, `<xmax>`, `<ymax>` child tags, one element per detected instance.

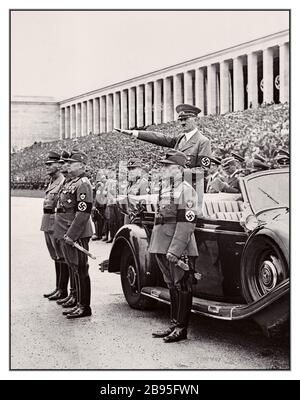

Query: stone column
<box><xmin>100</xmin><ymin>96</ymin><xmax>106</xmax><ymax>133</ymax></box>
<box><xmin>70</xmin><ymin>105</ymin><xmax>74</xmax><ymax>139</ymax></box>
<box><xmin>89</xmin><ymin>99</ymin><xmax>94</xmax><ymax>134</ymax></box>
<box><xmin>233</xmin><ymin>57</ymin><xmax>244</xmax><ymax>111</ymax></box>
<box><xmin>93</xmin><ymin>98</ymin><xmax>100</xmax><ymax>134</ymax></box>
<box><xmin>60</xmin><ymin>108</ymin><xmax>65</xmax><ymax>139</ymax></box>
<box><xmin>80</xmin><ymin>103</ymin><xmax>84</xmax><ymax>137</ymax></box>
<box><xmin>86</xmin><ymin>100</ymin><xmax>90</xmax><ymax>134</ymax></box>
<box><xmin>76</xmin><ymin>103</ymin><xmax>81</xmax><ymax>137</ymax></box>
<box><xmin>81</xmin><ymin>102</ymin><xmax>85</xmax><ymax>136</ymax></box>
<box><xmin>137</xmin><ymin>85</ymin><xmax>144</xmax><ymax>127</ymax></box>
<box><xmin>247</xmin><ymin>52</ymin><xmax>258</xmax><ymax>108</ymax></box>
<box><xmin>74</xmin><ymin>104</ymin><xmax>77</xmax><ymax>137</ymax></box>
<box><xmin>154</xmin><ymin>80</ymin><xmax>162</xmax><ymax>124</ymax></box>
<box><xmin>121</xmin><ymin>90</ymin><xmax>129</xmax><ymax>129</ymax></box>
<box><xmin>65</xmin><ymin>106</ymin><xmax>70</xmax><ymax>138</ymax></box>
<box><xmin>207</xmin><ymin>64</ymin><xmax>217</xmax><ymax>115</ymax></box>
<box><xmin>280</xmin><ymin>42</ymin><xmax>289</xmax><ymax>103</ymax></box>
<box><xmin>173</xmin><ymin>74</ymin><xmax>183</xmax><ymax>118</ymax></box>
<box><xmin>106</xmin><ymin>94</ymin><xmax>113</xmax><ymax>132</ymax></box>
<box><xmin>219</xmin><ymin>61</ymin><xmax>230</xmax><ymax>114</ymax></box>
<box><xmin>113</xmin><ymin>92</ymin><xmax>121</xmax><ymax>129</ymax></box>
<box><xmin>145</xmin><ymin>82</ymin><xmax>153</xmax><ymax>126</ymax></box>
<box><xmin>195</xmin><ymin>68</ymin><xmax>205</xmax><ymax>113</ymax></box>
<box><xmin>163</xmin><ymin>77</ymin><xmax>173</xmax><ymax>123</ymax></box>
<box><xmin>263</xmin><ymin>47</ymin><xmax>274</xmax><ymax>104</ymax></box>
<box><xmin>128</xmin><ymin>87</ymin><xmax>136</xmax><ymax>129</ymax></box>
<box><xmin>184</xmin><ymin>71</ymin><xmax>193</xmax><ymax>104</ymax></box>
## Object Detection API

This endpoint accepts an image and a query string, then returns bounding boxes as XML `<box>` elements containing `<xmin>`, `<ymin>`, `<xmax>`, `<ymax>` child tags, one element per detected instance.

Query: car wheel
<box><xmin>120</xmin><ymin>246</ymin><xmax>156</xmax><ymax>310</ymax></box>
<box><xmin>241</xmin><ymin>236</ymin><xmax>288</xmax><ymax>303</ymax></box>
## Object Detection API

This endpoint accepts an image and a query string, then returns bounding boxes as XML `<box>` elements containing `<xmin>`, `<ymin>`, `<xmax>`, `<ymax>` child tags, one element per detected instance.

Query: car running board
<box><xmin>141</xmin><ymin>280</ymin><xmax>289</xmax><ymax>321</ymax></box>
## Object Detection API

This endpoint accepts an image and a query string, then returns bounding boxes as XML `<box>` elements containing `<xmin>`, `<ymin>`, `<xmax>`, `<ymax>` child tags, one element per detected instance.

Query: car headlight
<box><xmin>244</xmin><ymin>214</ymin><xmax>260</xmax><ymax>231</ymax></box>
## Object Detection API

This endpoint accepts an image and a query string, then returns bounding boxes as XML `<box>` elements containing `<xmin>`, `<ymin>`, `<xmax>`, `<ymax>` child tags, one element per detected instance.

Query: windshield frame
<box><xmin>239</xmin><ymin>168</ymin><xmax>289</xmax><ymax>217</ymax></box>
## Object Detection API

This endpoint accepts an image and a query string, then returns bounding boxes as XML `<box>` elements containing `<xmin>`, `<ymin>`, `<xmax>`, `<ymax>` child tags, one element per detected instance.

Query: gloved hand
<box><xmin>166</xmin><ymin>252</ymin><xmax>179</xmax><ymax>264</ymax></box>
<box><xmin>64</xmin><ymin>235</ymin><xmax>75</xmax><ymax>246</ymax></box>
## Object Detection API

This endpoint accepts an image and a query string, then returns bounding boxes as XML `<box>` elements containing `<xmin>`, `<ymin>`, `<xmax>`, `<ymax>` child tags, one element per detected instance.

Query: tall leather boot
<box><xmin>43</xmin><ymin>260</ymin><xmax>61</xmax><ymax>298</ymax></box>
<box><xmin>63</xmin><ymin>270</ymin><xmax>80</xmax><ymax>316</ymax></box>
<box><xmin>152</xmin><ymin>287</ymin><xmax>179</xmax><ymax>338</ymax></box>
<box><xmin>61</xmin><ymin>268</ymin><xmax>77</xmax><ymax>308</ymax></box>
<box><xmin>48</xmin><ymin>262</ymin><xmax>69</xmax><ymax>301</ymax></box>
<box><xmin>163</xmin><ymin>291</ymin><xmax>192</xmax><ymax>343</ymax></box>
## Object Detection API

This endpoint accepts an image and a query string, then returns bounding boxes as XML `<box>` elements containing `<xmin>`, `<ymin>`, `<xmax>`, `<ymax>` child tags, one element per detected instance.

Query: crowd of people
<box><xmin>11</xmin><ymin>102</ymin><xmax>289</xmax><ymax>190</ymax></box>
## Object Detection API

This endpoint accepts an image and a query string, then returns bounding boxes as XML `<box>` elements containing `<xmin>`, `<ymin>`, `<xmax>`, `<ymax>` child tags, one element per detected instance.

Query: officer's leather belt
<box><xmin>154</xmin><ymin>217</ymin><xmax>177</xmax><ymax>225</ymax></box>
<box><xmin>43</xmin><ymin>208</ymin><xmax>55</xmax><ymax>214</ymax></box>
<box><xmin>56</xmin><ymin>208</ymin><xmax>66</xmax><ymax>213</ymax></box>
<box><xmin>56</xmin><ymin>208</ymin><xmax>76</xmax><ymax>214</ymax></box>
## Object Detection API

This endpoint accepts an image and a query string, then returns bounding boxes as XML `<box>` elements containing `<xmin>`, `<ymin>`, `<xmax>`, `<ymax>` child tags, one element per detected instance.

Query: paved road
<box><xmin>11</xmin><ymin>197</ymin><xmax>290</xmax><ymax>370</ymax></box>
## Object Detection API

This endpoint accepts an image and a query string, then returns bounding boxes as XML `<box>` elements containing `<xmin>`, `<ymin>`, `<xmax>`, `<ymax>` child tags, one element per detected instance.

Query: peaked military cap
<box><xmin>176</xmin><ymin>104</ymin><xmax>201</xmax><ymax>120</ymax></box>
<box><xmin>276</xmin><ymin>155</ymin><xmax>290</xmax><ymax>166</ymax></box>
<box><xmin>159</xmin><ymin>149</ymin><xmax>188</xmax><ymax>167</ymax></box>
<box><xmin>58</xmin><ymin>150</ymin><xmax>70</xmax><ymax>164</ymax></box>
<box><xmin>127</xmin><ymin>158</ymin><xmax>142</xmax><ymax>169</ymax></box>
<box><xmin>45</xmin><ymin>151</ymin><xmax>61</xmax><ymax>164</ymax></box>
<box><xmin>66</xmin><ymin>151</ymin><xmax>88</xmax><ymax>164</ymax></box>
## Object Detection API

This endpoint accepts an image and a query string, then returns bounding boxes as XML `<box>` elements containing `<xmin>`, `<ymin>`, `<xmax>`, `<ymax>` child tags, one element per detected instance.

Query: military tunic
<box><xmin>149</xmin><ymin>177</ymin><xmax>199</xmax><ymax>289</ymax></box>
<box><xmin>54</xmin><ymin>173</ymin><xmax>93</xmax><ymax>307</ymax></box>
<box><xmin>40</xmin><ymin>173</ymin><xmax>65</xmax><ymax>260</ymax></box>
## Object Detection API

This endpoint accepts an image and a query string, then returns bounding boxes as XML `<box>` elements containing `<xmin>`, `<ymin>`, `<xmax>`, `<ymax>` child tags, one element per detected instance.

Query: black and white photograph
<box><xmin>9</xmin><ymin>8</ymin><xmax>290</xmax><ymax>373</ymax></box>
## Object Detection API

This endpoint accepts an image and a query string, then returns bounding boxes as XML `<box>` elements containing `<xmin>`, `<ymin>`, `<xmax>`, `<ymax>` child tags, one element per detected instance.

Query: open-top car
<box><xmin>103</xmin><ymin>167</ymin><xmax>289</xmax><ymax>337</ymax></box>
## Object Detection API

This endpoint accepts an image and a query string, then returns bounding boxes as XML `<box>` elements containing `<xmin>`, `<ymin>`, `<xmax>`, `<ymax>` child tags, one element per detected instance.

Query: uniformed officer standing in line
<box><xmin>91</xmin><ymin>171</ymin><xmax>108</xmax><ymax>241</ymax></box>
<box><xmin>124</xmin><ymin>158</ymin><xmax>150</xmax><ymax>224</ymax></box>
<box><xmin>149</xmin><ymin>150</ymin><xmax>199</xmax><ymax>343</ymax></box>
<box><xmin>54</xmin><ymin>151</ymin><xmax>93</xmax><ymax>319</ymax></box>
<box><xmin>55</xmin><ymin>150</ymin><xmax>79</xmax><ymax>309</ymax></box>
<box><xmin>104</xmin><ymin>168</ymin><xmax>121</xmax><ymax>243</ymax></box>
<box><xmin>41</xmin><ymin>151</ymin><xmax>69</xmax><ymax>301</ymax></box>
<box><xmin>116</xmin><ymin>104</ymin><xmax>211</xmax><ymax>168</ymax></box>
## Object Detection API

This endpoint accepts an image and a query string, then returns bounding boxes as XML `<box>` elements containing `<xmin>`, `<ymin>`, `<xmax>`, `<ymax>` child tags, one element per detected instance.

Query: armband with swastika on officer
<box><xmin>76</xmin><ymin>201</ymin><xmax>92</xmax><ymax>213</ymax></box>
<box><xmin>199</xmin><ymin>156</ymin><xmax>211</xmax><ymax>168</ymax></box>
<box><xmin>176</xmin><ymin>209</ymin><xmax>197</xmax><ymax>223</ymax></box>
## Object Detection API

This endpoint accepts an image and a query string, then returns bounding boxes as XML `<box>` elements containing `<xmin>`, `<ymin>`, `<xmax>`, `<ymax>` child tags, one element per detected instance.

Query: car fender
<box><xmin>108</xmin><ymin>224</ymin><xmax>158</xmax><ymax>287</ymax></box>
<box><xmin>243</xmin><ymin>225</ymin><xmax>289</xmax><ymax>267</ymax></box>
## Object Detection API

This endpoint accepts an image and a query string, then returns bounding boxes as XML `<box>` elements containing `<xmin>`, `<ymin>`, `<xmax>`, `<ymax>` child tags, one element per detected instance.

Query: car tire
<box><xmin>120</xmin><ymin>246</ymin><xmax>156</xmax><ymax>310</ymax></box>
<box><xmin>241</xmin><ymin>236</ymin><xmax>288</xmax><ymax>303</ymax></box>
<box><xmin>241</xmin><ymin>235</ymin><xmax>289</xmax><ymax>338</ymax></box>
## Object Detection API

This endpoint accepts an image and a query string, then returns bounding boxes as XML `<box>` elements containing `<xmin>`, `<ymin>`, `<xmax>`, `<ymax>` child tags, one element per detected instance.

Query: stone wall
<box><xmin>11</xmin><ymin>97</ymin><xmax>60</xmax><ymax>150</ymax></box>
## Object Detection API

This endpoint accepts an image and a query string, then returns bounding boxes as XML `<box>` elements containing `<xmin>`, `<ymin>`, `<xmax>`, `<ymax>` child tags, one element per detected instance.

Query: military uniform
<box><xmin>123</xmin><ymin>158</ymin><xmax>150</xmax><ymax>224</ymax></box>
<box><xmin>119</xmin><ymin>104</ymin><xmax>211</xmax><ymax>167</ymax></box>
<box><xmin>150</xmin><ymin>150</ymin><xmax>199</xmax><ymax>343</ymax></box>
<box><xmin>206</xmin><ymin>157</ymin><xmax>222</xmax><ymax>193</ymax></box>
<box><xmin>104</xmin><ymin>176</ymin><xmax>121</xmax><ymax>242</ymax></box>
<box><xmin>92</xmin><ymin>179</ymin><xmax>108</xmax><ymax>240</ymax></box>
<box><xmin>216</xmin><ymin>157</ymin><xmax>243</xmax><ymax>194</ymax></box>
<box><xmin>54</xmin><ymin>151</ymin><xmax>93</xmax><ymax>318</ymax></box>
<box><xmin>41</xmin><ymin>152</ymin><xmax>68</xmax><ymax>300</ymax></box>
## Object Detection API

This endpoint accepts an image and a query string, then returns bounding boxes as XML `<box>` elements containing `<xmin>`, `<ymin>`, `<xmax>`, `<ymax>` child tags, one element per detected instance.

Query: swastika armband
<box><xmin>176</xmin><ymin>209</ymin><xmax>197</xmax><ymax>223</ymax></box>
<box><xmin>76</xmin><ymin>201</ymin><xmax>92</xmax><ymax>213</ymax></box>
<box><xmin>199</xmin><ymin>156</ymin><xmax>211</xmax><ymax>168</ymax></box>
